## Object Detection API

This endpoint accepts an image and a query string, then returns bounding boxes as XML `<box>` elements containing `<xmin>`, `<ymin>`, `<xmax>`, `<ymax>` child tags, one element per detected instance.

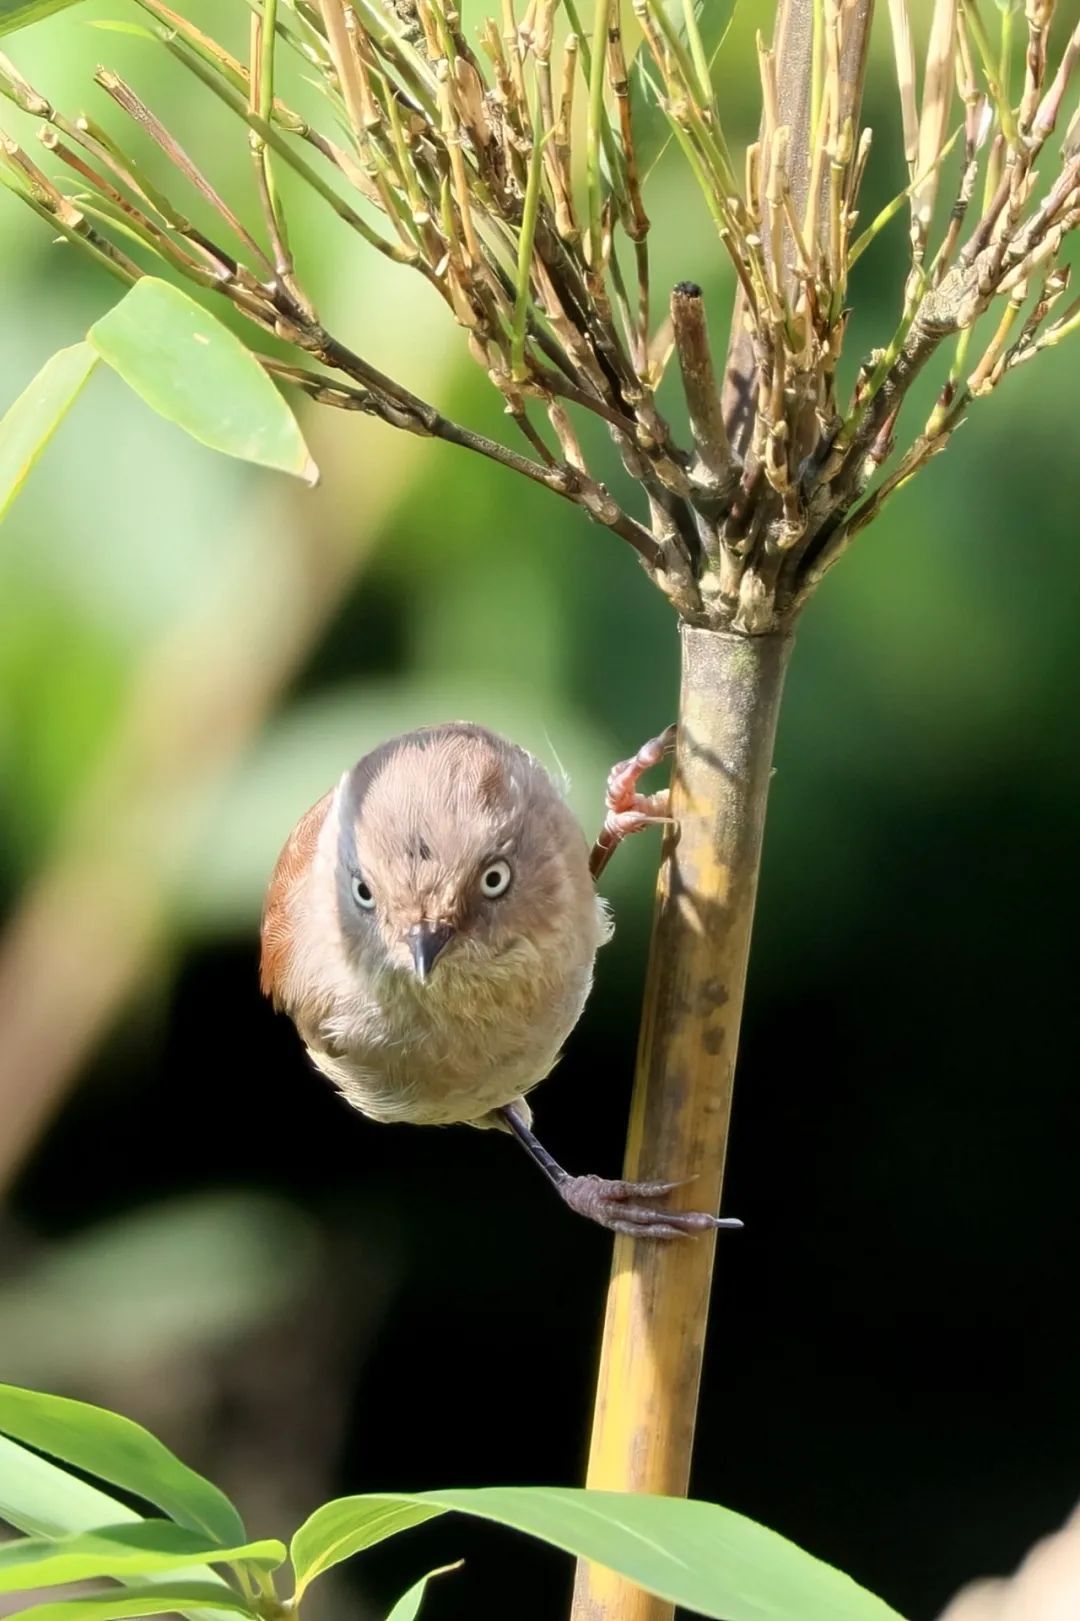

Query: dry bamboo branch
<box><xmin>94</xmin><ymin>68</ymin><xmax>274</xmax><ymax>272</ymax></box>
<box><xmin>886</xmin><ymin>0</ymin><xmax>918</xmax><ymax>176</ymax></box>
<box><xmin>910</xmin><ymin>0</ymin><xmax>957</xmax><ymax>268</ymax></box>
<box><xmin>721</xmin><ymin>0</ymin><xmax>872</xmax><ymax>454</ymax></box>
<box><xmin>670</xmin><ymin>281</ymin><xmax>737</xmax><ymax>517</ymax></box>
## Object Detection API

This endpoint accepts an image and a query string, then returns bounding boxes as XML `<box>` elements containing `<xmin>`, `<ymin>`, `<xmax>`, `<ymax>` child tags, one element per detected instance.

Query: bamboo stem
<box><xmin>570</xmin><ymin>626</ymin><xmax>791</xmax><ymax>1621</ymax></box>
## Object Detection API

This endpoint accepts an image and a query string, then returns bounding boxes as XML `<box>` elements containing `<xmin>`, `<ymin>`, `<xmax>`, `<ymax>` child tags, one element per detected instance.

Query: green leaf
<box><xmin>291</xmin><ymin>1488</ymin><xmax>905</xmax><ymax>1621</ymax></box>
<box><xmin>628</xmin><ymin>0</ymin><xmax>739</xmax><ymax>181</ymax></box>
<box><xmin>87</xmin><ymin>279</ymin><xmax>317</xmax><ymax>484</ymax></box>
<box><xmin>0</xmin><ymin>1440</ymin><xmax>243</xmax><ymax>1621</ymax></box>
<box><xmin>292</xmin><ymin>1502</ymin><xmax>442</xmax><ymax>1596</ymax></box>
<box><xmin>0</xmin><ymin>1385</ymin><xmax>246</xmax><ymax>1547</ymax></box>
<box><xmin>0</xmin><ymin>0</ymin><xmax>84</xmax><ymax>33</ymax></box>
<box><xmin>0</xmin><ymin>344</ymin><xmax>98</xmax><ymax>524</ymax></box>
<box><xmin>0</xmin><ymin>1523</ymin><xmax>286</xmax><ymax>1593</ymax></box>
<box><xmin>0</xmin><ymin>1436</ymin><xmax>141</xmax><ymax>1542</ymax></box>
<box><xmin>11</xmin><ymin>1584</ymin><xmax>258</xmax><ymax>1621</ymax></box>
<box><xmin>87</xmin><ymin>19</ymin><xmax>157</xmax><ymax>33</ymax></box>
<box><xmin>384</xmin><ymin>1564</ymin><xmax>461</xmax><ymax>1621</ymax></box>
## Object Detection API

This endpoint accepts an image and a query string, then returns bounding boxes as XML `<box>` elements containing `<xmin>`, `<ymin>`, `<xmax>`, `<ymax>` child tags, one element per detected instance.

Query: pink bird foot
<box><xmin>589</xmin><ymin>723</ymin><xmax>678</xmax><ymax>880</ymax></box>
<box><xmin>499</xmin><ymin>1106</ymin><xmax>742</xmax><ymax>1240</ymax></box>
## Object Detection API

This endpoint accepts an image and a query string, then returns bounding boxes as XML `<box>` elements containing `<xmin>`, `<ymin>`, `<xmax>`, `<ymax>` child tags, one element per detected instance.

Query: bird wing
<box><xmin>259</xmin><ymin>788</ymin><xmax>334</xmax><ymax>1006</ymax></box>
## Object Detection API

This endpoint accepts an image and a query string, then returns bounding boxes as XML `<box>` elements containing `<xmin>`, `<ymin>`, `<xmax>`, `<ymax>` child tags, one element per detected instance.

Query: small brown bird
<box><xmin>260</xmin><ymin>722</ymin><xmax>740</xmax><ymax>1238</ymax></box>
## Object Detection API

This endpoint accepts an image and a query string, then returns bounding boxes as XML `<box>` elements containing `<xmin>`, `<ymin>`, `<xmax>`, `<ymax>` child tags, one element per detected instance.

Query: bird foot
<box><xmin>557</xmin><ymin>1173</ymin><xmax>743</xmax><ymax>1240</ymax></box>
<box><xmin>591</xmin><ymin>724</ymin><xmax>678</xmax><ymax>879</ymax></box>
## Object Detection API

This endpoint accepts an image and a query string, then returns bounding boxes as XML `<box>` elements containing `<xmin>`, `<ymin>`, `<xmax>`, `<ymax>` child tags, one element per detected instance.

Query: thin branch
<box><xmin>311</xmin><ymin>326</ymin><xmax>662</xmax><ymax>565</ymax></box>
<box><xmin>250</xmin><ymin>0</ymin><xmax>299</xmax><ymax>289</ymax></box>
<box><xmin>94</xmin><ymin>69</ymin><xmax>276</xmax><ymax>275</ymax></box>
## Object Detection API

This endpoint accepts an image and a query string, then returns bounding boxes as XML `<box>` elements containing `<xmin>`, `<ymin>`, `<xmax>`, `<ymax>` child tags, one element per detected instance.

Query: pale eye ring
<box><xmin>480</xmin><ymin>859</ymin><xmax>512</xmax><ymax>899</ymax></box>
<box><xmin>351</xmin><ymin>873</ymin><xmax>376</xmax><ymax>911</ymax></box>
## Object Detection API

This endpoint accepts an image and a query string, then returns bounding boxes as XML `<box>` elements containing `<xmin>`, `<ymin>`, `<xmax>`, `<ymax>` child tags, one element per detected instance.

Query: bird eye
<box><xmin>480</xmin><ymin>860</ymin><xmax>512</xmax><ymax>899</ymax></box>
<box><xmin>351</xmin><ymin>873</ymin><xmax>376</xmax><ymax>911</ymax></box>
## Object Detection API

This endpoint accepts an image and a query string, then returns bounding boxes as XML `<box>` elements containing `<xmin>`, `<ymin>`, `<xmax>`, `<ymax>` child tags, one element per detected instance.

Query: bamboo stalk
<box><xmin>570</xmin><ymin>626</ymin><xmax>792</xmax><ymax>1621</ymax></box>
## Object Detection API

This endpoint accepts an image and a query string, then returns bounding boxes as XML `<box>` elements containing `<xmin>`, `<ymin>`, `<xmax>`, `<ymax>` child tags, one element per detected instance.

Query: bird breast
<box><xmin>307</xmin><ymin>914</ymin><xmax>605</xmax><ymax>1126</ymax></box>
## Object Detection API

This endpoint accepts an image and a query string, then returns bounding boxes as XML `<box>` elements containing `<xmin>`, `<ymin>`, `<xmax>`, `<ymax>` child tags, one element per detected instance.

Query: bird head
<box><xmin>333</xmin><ymin>724</ymin><xmax>570</xmax><ymax>984</ymax></box>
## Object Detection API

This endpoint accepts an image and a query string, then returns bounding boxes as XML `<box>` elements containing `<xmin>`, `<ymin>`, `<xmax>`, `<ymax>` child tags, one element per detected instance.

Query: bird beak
<box><xmin>407</xmin><ymin>921</ymin><xmax>456</xmax><ymax>982</ymax></box>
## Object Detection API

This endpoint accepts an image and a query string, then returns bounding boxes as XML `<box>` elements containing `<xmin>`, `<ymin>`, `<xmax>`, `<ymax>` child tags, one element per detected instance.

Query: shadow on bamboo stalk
<box><xmin>572</xmin><ymin>628</ymin><xmax>791</xmax><ymax>1621</ymax></box>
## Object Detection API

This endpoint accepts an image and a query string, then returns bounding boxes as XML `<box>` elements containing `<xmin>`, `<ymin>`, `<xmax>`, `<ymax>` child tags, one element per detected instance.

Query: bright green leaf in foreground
<box><xmin>0</xmin><ymin>0</ymin><xmax>84</xmax><ymax>33</ymax></box>
<box><xmin>291</xmin><ymin>1486</ymin><xmax>906</xmax><ymax>1621</ymax></box>
<box><xmin>0</xmin><ymin>1438</ymin><xmax>242</xmax><ymax>1621</ymax></box>
<box><xmin>11</xmin><ymin>1584</ymin><xmax>258</xmax><ymax>1621</ymax></box>
<box><xmin>87</xmin><ymin>279</ymin><xmax>317</xmax><ymax>483</ymax></box>
<box><xmin>0</xmin><ymin>1385</ymin><xmax>246</xmax><ymax>1548</ymax></box>
<box><xmin>0</xmin><ymin>1522</ymin><xmax>286</xmax><ymax>1593</ymax></box>
<box><xmin>291</xmin><ymin>1500</ymin><xmax>441</xmax><ymax>1597</ymax></box>
<box><xmin>0</xmin><ymin>1436</ymin><xmax>140</xmax><ymax>1543</ymax></box>
<box><xmin>384</xmin><ymin>1563</ymin><xmax>461</xmax><ymax>1621</ymax></box>
<box><xmin>0</xmin><ymin>1388</ymin><xmax>904</xmax><ymax>1621</ymax></box>
<box><xmin>0</xmin><ymin>343</ymin><xmax>97</xmax><ymax>523</ymax></box>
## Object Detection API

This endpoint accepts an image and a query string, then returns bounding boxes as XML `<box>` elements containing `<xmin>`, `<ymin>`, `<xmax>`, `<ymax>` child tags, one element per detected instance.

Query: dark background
<box><xmin>2</xmin><ymin>3</ymin><xmax>1079</xmax><ymax>1619</ymax></box>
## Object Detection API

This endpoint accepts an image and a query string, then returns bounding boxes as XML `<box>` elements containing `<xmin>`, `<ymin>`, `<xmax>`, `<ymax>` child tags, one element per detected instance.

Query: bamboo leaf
<box><xmin>86</xmin><ymin>278</ymin><xmax>318</xmax><ymax>483</ymax></box>
<box><xmin>11</xmin><ymin>1584</ymin><xmax>259</xmax><ymax>1621</ymax></box>
<box><xmin>626</xmin><ymin>0</ymin><xmax>739</xmax><ymax>180</ymax></box>
<box><xmin>0</xmin><ymin>343</ymin><xmax>97</xmax><ymax>523</ymax></box>
<box><xmin>0</xmin><ymin>1437</ymin><xmax>141</xmax><ymax>1543</ymax></box>
<box><xmin>291</xmin><ymin>1502</ymin><xmax>442</xmax><ymax>1596</ymax></box>
<box><xmin>384</xmin><ymin>1563</ymin><xmax>461</xmax><ymax>1621</ymax></box>
<box><xmin>0</xmin><ymin>1385</ymin><xmax>246</xmax><ymax>1547</ymax></box>
<box><xmin>291</xmin><ymin>1488</ymin><xmax>907</xmax><ymax>1621</ymax></box>
<box><xmin>0</xmin><ymin>1523</ymin><xmax>286</xmax><ymax>1593</ymax></box>
<box><xmin>88</xmin><ymin>20</ymin><xmax>158</xmax><ymax>36</ymax></box>
<box><xmin>0</xmin><ymin>0</ymin><xmax>84</xmax><ymax>32</ymax></box>
<box><xmin>0</xmin><ymin>1439</ymin><xmax>245</xmax><ymax>1621</ymax></box>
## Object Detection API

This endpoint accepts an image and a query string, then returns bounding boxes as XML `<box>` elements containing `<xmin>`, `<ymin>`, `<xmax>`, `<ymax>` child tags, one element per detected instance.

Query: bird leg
<box><xmin>589</xmin><ymin>723</ymin><xmax>678</xmax><ymax>880</ymax></box>
<box><xmin>499</xmin><ymin>1105</ymin><xmax>742</xmax><ymax>1240</ymax></box>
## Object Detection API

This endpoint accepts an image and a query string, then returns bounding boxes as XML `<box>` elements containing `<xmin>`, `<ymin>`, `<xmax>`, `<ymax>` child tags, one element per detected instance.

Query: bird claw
<box><xmin>605</xmin><ymin>724</ymin><xmax>677</xmax><ymax>817</ymax></box>
<box><xmin>590</xmin><ymin>724</ymin><xmax>679</xmax><ymax>879</ymax></box>
<box><xmin>558</xmin><ymin>1173</ymin><xmax>743</xmax><ymax>1241</ymax></box>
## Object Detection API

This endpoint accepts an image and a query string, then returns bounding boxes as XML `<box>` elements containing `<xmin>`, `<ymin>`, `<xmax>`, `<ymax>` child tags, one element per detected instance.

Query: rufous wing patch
<box><xmin>259</xmin><ymin>789</ymin><xmax>333</xmax><ymax>1006</ymax></box>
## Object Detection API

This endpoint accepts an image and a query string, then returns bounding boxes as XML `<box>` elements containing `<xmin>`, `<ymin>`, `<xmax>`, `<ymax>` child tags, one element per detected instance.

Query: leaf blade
<box><xmin>12</xmin><ymin>1583</ymin><xmax>259</xmax><ymax>1621</ymax></box>
<box><xmin>0</xmin><ymin>343</ymin><xmax>97</xmax><ymax>524</ymax></box>
<box><xmin>291</xmin><ymin>1487</ymin><xmax>906</xmax><ymax>1621</ymax></box>
<box><xmin>291</xmin><ymin>1502</ymin><xmax>442</xmax><ymax>1597</ymax></box>
<box><xmin>0</xmin><ymin>0</ymin><xmax>85</xmax><ymax>33</ymax></box>
<box><xmin>87</xmin><ymin>279</ymin><xmax>317</xmax><ymax>484</ymax></box>
<box><xmin>0</xmin><ymin>1385</ymin><xmax>246</xmax><ymax>1547</ymax></box>
<box><xmin>0</xmin><ymin>1523</ymin><xmax>286</xmax><ymax>1593</ymax></box>
<box><xmin>0</xmin><ymin>1439</ymin><xmax>242</xmax><ymax>1621</ymax></box>
<box><xmin>0</xmin><ymin>1436</ymin><xmax>141</xmax><ymax>1542</ymax></box>
<box><xmin>384</xmin><ymin>1563</ymin><xmax>461</xmax><ymax>1621</ymax></box>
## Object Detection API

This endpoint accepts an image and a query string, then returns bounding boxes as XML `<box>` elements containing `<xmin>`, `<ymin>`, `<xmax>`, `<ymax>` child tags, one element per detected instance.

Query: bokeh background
<box><xmin>2</xmin><ymin>2</ymin><xmax>1079</xmax><ymax>1618</ymax></box>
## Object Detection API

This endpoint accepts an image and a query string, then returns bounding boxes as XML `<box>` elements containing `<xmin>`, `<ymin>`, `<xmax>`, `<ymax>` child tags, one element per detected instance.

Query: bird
<box><xmin>260</xmin><ymin>721</ymin><xmax>742</xmax><ymax>1239</ymax></box>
